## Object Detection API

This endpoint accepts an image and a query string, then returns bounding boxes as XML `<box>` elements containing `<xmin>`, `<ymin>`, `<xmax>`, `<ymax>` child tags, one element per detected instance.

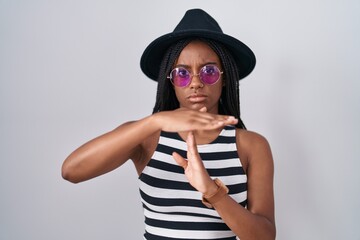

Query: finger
<box><xmin>199</xmin><ymin>113</ymin><xmax>237</xmax><ymax>123</ymax></box>
<box><xmin>199</xmin><ymin>106</ymin><xmax>207</xmax><ymax>112</ymax></box>
<box><xmin>223</xmin><ymin>116</ymin><xmax>238</xmax><ymax>125</ymax></box>
<box><xmin>172</xmin><ymin>152</ymin><xmax>188</xmax><ymax>169</ymax></box>
<box><xmin>186</xmin><ymin>131</ymin><xmax>199</xmax><ymax>159</ymax></box>
<box><xmin>213</xmin><ymin>115</ymin><xmax>238</xmax><ymax>125</ymax></box>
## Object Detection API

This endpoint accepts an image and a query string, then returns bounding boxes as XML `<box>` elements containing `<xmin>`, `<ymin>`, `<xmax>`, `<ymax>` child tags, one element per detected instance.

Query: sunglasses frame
<box><xmin>167</xmin><ymin>64</ymin><xmax>223</xmax><ymax>88</ymax></box>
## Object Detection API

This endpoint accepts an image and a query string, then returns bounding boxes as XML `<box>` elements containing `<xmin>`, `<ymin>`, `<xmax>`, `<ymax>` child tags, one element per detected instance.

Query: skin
<box><xmin>62</xmin><ymin>40</ymin><xmax>276</xmax><ymax>240</ymax></box>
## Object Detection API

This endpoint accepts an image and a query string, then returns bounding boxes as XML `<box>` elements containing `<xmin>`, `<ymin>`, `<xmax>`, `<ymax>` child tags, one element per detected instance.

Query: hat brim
<box><xmin>140</xmin><ymin>30</ymin><xmax>256</xmax><ymax>81</ymax></box>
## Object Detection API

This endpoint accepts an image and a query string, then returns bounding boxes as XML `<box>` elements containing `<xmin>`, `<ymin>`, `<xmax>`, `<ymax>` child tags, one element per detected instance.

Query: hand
<box><xmin>154</xmin><ymin>107</ymin><xmax>238</xmax><ymax>133</ymax></box>
<box><xmin>172</xmin><ymin>131</ymin><xmax>218</xmax><ymax>195</ymax></box>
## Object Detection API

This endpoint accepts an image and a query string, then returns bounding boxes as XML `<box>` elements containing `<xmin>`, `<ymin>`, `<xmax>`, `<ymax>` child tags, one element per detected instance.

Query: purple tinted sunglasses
<box><xmin>167</xmin><ymin>65</ymin><xmax>223</xmax><ymax>88</ymax></box>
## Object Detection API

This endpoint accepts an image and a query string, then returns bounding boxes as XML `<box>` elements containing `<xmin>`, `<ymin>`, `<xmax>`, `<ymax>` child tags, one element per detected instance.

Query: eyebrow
<box><xmin>174</xmin><ymin>62</ymin><xmax>219</xmax><ymax>68</ymax></box>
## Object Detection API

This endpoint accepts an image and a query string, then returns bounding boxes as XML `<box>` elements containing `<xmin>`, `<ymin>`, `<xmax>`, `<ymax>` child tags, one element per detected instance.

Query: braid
<box><xmin>152</xmin><ymin>39</ymin><xmax>193</xmax><ymax>113</ymax></box>
<box><xmin>203</xmin><ymin>39</ymin><xmax>246</xmax><ymax>129</ymax></box>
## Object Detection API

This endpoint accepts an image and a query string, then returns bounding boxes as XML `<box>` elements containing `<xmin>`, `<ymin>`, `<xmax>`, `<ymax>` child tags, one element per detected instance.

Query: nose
<box><xmin>190</xmin><ymin>73</ymin><xmax>204</xmax><ymax>89</ymax></box>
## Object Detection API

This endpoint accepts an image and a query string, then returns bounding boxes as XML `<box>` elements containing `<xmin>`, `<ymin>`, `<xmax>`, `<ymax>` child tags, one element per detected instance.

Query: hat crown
<box><xmin>173</xmin><ymin>9</ymin><xmax>223</xmax><ymax>33</ymax></box>
<box><xmin>140</xmin><ymin>8</ymin><xmax>255</xmax><ymax>81</ymax></box>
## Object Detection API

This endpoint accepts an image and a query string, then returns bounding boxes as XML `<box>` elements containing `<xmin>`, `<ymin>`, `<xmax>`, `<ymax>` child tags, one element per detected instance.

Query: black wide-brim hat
<box><xmin>140</xmin><ymin>8</ymin><xmax>256</xmax><ymax>81</ymax></box>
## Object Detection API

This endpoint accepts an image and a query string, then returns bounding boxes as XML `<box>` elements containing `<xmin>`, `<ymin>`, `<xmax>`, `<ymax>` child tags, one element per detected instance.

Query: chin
<box><xmin>190</xmin><ymin>103</ymin><xmax>206</xmax><ymax>110</ymax></box>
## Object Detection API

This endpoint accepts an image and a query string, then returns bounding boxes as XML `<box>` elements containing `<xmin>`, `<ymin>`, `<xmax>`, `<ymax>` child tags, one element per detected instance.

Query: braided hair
<box><xmin>152</xmin><ymin>38</ymin><xmax>246</xmax><ymax>129</ymax></box>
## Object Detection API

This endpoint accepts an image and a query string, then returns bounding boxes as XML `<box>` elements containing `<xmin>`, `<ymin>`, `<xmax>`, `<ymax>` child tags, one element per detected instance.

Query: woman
<box><xmin>62</xmin><ymin>8</ymin><xmax>276</xmax><ymax>240</ymax></box>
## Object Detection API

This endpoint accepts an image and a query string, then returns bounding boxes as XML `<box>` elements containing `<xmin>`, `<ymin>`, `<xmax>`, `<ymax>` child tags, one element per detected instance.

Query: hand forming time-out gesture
<box><xmin>155</xmin><ymin>107</ymin><xmax>238</xmax><ymax>133</ymax></box>
<box><xmin>171</xmin><ymin>107</ymin><xmax>232</xmax><ymax>196</ymax></box>
<box><xmin>172</xmin><ymin>131</ymin><xmax>218</xmax><ymax>196</ymax></box>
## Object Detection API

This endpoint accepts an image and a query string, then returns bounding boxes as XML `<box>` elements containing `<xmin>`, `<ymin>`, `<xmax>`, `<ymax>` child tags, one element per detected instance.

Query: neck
<box><xmin>178</xmin><ymin>128</ymin><xmax>223</xmax><ymax>145</ymax></box>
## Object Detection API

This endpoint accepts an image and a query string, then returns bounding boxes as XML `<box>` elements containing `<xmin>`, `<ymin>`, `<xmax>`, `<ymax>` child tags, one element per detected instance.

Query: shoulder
<box><xmin>235</xmin><ymin>128</ymin><xmax>273</xmax><ymax>172</ymax></box>
<box><xmin>235</xmin><ymin>128</ymin><xmax>271</xmax><ymax>150</ymax></box>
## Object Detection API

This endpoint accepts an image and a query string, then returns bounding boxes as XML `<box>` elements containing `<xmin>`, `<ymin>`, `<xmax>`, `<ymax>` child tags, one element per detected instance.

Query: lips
<box><xmin>187</xmin><ymin>93</ymin><xmax>207</xmax><ymax>103</ymax></box>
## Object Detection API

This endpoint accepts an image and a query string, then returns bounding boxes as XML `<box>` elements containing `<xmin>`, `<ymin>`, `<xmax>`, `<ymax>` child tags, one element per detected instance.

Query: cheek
<box><xmin>213</xmin><ymin>81</ymin><xmax>224</xmax><ymax>98</ymax></box>
<box><xmin>174</xmin><ymin>87</ymin><xmax>184</xmax><ymax>100</ymax></box>
<box><xmin>214</xmin><ymin>88</ymin><xmax>223</xmax><ymax>101</ymax></box>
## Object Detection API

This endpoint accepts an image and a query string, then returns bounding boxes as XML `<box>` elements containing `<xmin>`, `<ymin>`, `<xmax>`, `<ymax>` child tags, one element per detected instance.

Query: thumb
<box><xmin>199</xmin><ymin>106</ymin><xmax>207</xmax><ymax>112</ymax></box>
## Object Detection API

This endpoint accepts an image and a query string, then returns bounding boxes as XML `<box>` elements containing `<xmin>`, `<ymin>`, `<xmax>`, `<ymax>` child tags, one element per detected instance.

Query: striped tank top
<box><xmin>138</xmin><ymin>125</ymin><xmax>247</xmax><ymax>240</ymax></box>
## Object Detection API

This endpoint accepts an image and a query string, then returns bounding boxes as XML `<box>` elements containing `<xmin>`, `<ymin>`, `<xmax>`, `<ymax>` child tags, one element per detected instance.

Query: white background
<box><xmin>1</xmin><ymin>0</ymin><xmax>359</xmax><ymax>239</ymax></box>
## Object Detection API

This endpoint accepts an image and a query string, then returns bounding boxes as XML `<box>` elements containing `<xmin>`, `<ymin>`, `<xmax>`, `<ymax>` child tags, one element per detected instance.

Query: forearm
<box><xmin>213</xmin><ymin>195</ymin><xmax>276</xmax><ymax>240</ymax></box>
<box><xmin>61</xmin><ymin>114</ymin><xmax>160</xmax><ymax>183</ymax></box>
<box><xmin>62</xmin><ymin>109</ymin><xmax>237</xmax><ymax>183</ymax></box>
<box><xmin>173</xmin><ymin>130</ymin><xmax>275</xmax><ymax>239</ymax></box>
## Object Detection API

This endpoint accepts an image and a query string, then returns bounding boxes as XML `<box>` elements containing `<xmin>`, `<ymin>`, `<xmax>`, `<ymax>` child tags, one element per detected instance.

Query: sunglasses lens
<box><xmin>169</xmin><ymin>65</ymin><xmax>222</xmax><ymax>87</ymax></box>
<box><xmin>170</xmin><ymin>68</ymin><xmax>190</xmax><ymax>87</ymax></box>
<box><xmin>200</xmin><ymin>65</ymin><xmax>221</xmax><ymax>85</ymax></box>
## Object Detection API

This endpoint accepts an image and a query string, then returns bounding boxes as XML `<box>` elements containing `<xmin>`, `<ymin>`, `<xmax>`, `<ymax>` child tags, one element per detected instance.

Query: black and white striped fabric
<box><xmin>138</xmin><ymin>125</ymin><xmax>247</xmax><ymax>240</ymax></box>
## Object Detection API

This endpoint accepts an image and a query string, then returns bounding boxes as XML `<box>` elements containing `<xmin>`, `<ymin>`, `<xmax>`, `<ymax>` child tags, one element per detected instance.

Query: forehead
<box><xmin>176</xmin><ymin>40</ymin><xmax>221</xmax><ymax>65</ymax></box>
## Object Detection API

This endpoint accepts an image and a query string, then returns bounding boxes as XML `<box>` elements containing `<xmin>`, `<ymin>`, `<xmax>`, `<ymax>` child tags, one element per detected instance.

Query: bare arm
<box><xmin>61</xmin><ymin>116</ymin><xmax>158</xmax><ymax>183</ymax></box>
<box><xmin>173</xmin><ymin>130</ymin><xmax>276</xmax><ymax>240</ymax></box>
<box><xmin>213</xmin><ymin>130</ymin><xmax>276</xmax><ymax>240</ymax></box>
<box><xmin>61</xmin><ymin>108</ymin><xmax>238</xmax><ymax>183</ymax></box>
